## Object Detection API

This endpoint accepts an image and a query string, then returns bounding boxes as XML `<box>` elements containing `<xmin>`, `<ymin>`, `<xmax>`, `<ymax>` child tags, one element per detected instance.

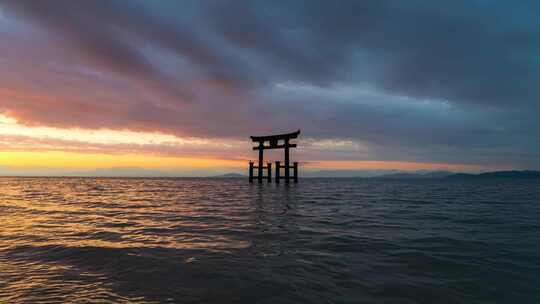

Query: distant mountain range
<box><xmin>372</xmin><ymin>170</ymin><xmax>540</xmax><ymax>179</ymax></box>
<box><xmin>371</xmin><ymin>171</ymin><xmax>454</xmax><ymax>179</ymax></box>
<box><xmin>302</xmin><ymin>169</ymin><xmax>404</xmax><ymax>178</ymax></box>
<box><xmin>2</xmin><ymin>166</ymin><xmax>538</xmax><ymax>179</ymax></box>
<box><xmin>445</xmin><ymin>170</ymin><xmax>540</xmax><ymax>179</ymax></box>
<box><xmin>210</xmin><ymin>170</ymin><xmax>540</xmax><ymax>179</ymax></box>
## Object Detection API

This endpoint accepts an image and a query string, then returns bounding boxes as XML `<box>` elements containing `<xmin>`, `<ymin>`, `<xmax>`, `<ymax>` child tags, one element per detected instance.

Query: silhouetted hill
<box><xmin>303</xmin><ymin>170</ymin><xmax>403</xmax><ymax>178</ymax></box>
<box><xmin>372</xmin><ymin>171</ymin><xmax>453</xmax><ymax>179</ymax></box>
<box><xmin>372</xmin><ymin>170</ymin><xmax>540</xmax><ymax>180</ymax></box>
<box><xmin>373</xmin><ymin>173</ymin><xmax>427</xmax><ymax>179</ymax></box>
<box><xmin>446</xmin><ymin>170</ymin><xmax>540</xmax><ymax>179</ymax></box>
<box><xmin>422</xmin><ymin>171</ymin><xmax>455</xmax><ymax>178</ymax></box>
<box><xmin>445</xmin><ymin>173</ymin><xmax>475</xmax><ymax>179</ymax></box>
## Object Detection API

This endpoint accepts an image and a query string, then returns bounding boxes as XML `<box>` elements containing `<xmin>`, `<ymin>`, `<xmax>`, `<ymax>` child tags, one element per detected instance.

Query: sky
<box><xmin>0</xmin><ymin>0</ymin><xmax>538</xmax><ymax>176</ymax></box>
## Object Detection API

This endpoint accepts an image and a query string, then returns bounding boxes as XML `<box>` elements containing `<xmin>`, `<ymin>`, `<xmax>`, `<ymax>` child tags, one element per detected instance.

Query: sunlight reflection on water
<box><xmin>0</xmin><ymin>177</ymin><xmax>539</xmax><ymax>303</ymax></box>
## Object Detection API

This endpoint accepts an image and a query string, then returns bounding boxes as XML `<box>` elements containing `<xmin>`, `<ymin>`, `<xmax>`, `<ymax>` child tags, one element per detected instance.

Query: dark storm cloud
<box><xmin>212</xmin><ymin>0</ymin><xmax>540</xmax><ymax>107</ymax></box>
<box><xmin>0</xmin><ymin>0</ymin><xmax>539</xmax><ymax>167</ymax></box>
<box><xmin>4</xmin><ymin>0</ymin><xmax>540</xmax><ymax>102</ymax></box>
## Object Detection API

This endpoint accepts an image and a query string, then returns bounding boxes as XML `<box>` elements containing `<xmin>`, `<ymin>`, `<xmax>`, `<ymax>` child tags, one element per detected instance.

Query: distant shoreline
<box><xmin>0</xmin><ymin>170</ymin><xmax>539</xmax><ymax>179</ymax></box>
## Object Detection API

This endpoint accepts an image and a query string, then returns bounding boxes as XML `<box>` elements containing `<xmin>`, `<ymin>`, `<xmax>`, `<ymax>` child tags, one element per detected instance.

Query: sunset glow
<box><xmin>0</xmin><ymin>111</ymin><xmax>511</xmax><ymax>174</ymax></box>
<box><xmin>0</xmin><ymin>1</ymin><xmax>537</xmax><ymax>176</ymax></box>
<box><xmin>0</xmin><ymin>151</ymin><xmax>244</xmax><ymax>169</ymax></box>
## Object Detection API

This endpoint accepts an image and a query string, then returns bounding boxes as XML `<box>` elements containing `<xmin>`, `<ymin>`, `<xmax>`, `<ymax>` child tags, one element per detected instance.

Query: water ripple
<box><xmin>0</xmin><ymin>177</ymin><xmax>539</xmax><ymax>303</ymax></box>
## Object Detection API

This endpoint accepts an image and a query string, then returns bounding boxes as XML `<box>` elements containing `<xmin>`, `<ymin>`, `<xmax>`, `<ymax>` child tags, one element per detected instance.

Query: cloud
<box><xmin>0</xmin><ymin>0</ymin><xmax>539</xmax><ymax>168</ymax></box>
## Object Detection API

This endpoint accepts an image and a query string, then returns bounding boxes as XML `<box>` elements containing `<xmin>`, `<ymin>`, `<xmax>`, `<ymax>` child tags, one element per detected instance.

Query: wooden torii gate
<box><xmin>249</xmin><ymin>130</ymin><xmax>300</xmax><ymax>184</ymax></box>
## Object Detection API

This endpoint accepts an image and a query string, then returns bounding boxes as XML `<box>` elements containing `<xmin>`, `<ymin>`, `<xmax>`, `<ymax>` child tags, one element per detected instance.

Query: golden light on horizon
<box><xmin>0</xmin><ymin>113</ymin><xmax>508</xmax><ymax>173</ymax></box>
<box><xmin>0</xmin><ymin>151</ymin><xmax>244</xmax><ymax>169</ymax></box>
<box><xmin>0</xmin><ymin>150</ymin><xmax>501</xmax><ymax>174</ymax></box>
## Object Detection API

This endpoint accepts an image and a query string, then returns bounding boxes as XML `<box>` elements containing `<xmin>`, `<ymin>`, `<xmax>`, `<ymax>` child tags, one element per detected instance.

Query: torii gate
<box><xmin>249</xmin><ymin>130</ymin><xmax>300</xmax><ymax>184</ymax></box>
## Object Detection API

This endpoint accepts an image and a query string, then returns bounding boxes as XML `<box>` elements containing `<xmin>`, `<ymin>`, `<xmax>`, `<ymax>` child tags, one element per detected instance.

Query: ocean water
<box><xmin>0</xmin><ymin>177</ymin><xmax>539</xmax><ymax>303</ymax></box>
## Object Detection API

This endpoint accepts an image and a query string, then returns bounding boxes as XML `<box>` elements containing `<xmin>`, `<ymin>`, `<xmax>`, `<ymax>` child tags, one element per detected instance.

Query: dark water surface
<box><xmin>0</xmin><ymin>178</ymin><xmax>539</xmax><ymax>303</ymax></box>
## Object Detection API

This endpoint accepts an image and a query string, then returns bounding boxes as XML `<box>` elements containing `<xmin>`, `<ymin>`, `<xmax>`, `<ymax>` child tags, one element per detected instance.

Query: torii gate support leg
<box><xmin>293</xmin><ymin>162</ymin><xmax>298</xmax><ymax>183</ymax></box>
<box><xmin>284</xmin><ymin>140</ymin><xmax>290</xmax><ymax>184</ymax></box>
<box><xmin>249</xmin><ymin>161</ymin><xmax>254</xmax><ymax>183</ymax></box>
<box><xmin>275</xmin><ymin>161</ymin><xmax>280</xmax><ymax>184</ymax></box>
<box><xmin>258</xmin><ymin>143</ymin><xmax>264</xmax><ymax>184</ymax></box>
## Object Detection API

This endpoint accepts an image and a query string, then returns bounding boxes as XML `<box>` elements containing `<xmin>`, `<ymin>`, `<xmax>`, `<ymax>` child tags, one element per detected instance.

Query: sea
<box><xmin>0</xmin><ymin>177</ymin><xmax>539</xmax><ymax>303</ymax></box>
